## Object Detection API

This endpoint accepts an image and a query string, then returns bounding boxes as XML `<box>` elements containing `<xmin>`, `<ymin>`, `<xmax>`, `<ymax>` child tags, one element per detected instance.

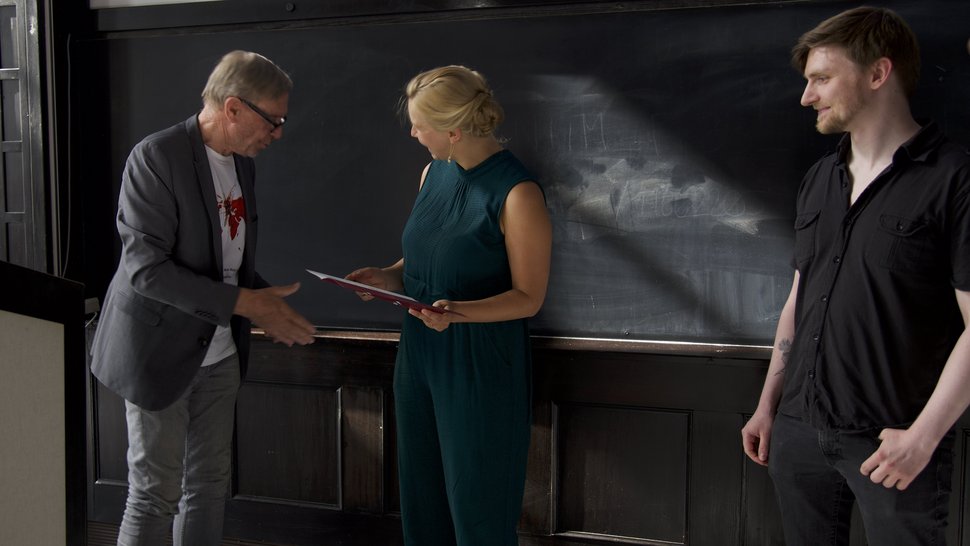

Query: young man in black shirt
<box><xmin>741</xmin><ymin>7</ymin><xmax>970</xmax><ymax>545</ymax></box>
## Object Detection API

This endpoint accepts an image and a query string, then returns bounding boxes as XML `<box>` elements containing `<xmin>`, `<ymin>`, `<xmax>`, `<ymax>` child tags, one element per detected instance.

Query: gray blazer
<box><xmin>91</xmin><ymin>115</ymin><xmax>266</xmax><ymax>411</ymax></box>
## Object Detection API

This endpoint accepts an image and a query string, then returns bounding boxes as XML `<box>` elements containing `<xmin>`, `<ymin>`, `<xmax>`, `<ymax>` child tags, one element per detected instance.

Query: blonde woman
<box><xmin>348</xmin><ymin>65</ymin><xmax>551</xmax><ymax>545</ymax></box>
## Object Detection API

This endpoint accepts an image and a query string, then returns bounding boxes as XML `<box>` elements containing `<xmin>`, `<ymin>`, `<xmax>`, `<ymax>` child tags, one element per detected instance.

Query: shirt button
<box><xmin>833</xmin><ymin>256</ymin><xmax>841</xmax><ymax>264</ymax></box>
<box><xmin>199</xmin><ymin>338</ymin><xmax>209</xmax><ymax>347</ymax></box>
<box><xmin>808</xmin><ymin>370</ymin><xmax>816</xmax><ymax>379</ymax></box>
<box><xmin>896</xmin><ymin>222</ymin><xmax>904</xmax><ymax>231</ymax></box>
<box><xmin>812</xmin><ymin>333</ymin><xmax>820</xmax><ymax>341</ymax></box>
<box><xmin>821</xmin><ymin>295</ymin><xmax>828</xmax><ymax>303</ymax></box>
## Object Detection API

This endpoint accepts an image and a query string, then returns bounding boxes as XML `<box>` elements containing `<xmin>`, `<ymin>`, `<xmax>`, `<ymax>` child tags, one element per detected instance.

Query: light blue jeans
<box><xmin>117</xmin><ymin>354</ymin><xmax>240</xmax><ymax>546</ymax></box>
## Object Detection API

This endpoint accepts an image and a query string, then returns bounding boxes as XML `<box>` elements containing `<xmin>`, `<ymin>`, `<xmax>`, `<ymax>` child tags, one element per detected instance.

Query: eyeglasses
<box><xmin>238</xmin><ymin>97</ymin><xmax>286</xmax><ymax>131</ymax></box>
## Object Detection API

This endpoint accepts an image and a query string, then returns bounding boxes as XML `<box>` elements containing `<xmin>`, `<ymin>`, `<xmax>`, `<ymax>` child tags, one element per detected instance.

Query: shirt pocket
<box><xmin>872</xmin><ymin>214</ymin><xmax>931</xmax><ymax>275</ymax></box>
<box><xmin>793</xmin><ymin>210</ymin><xmax>821</xmax><ymax>269</ymax></box>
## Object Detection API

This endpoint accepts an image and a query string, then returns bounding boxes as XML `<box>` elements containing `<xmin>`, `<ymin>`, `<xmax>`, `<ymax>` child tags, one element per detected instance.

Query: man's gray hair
<box><xmin>201</xmin><ymin>50</ymin><xmax>292</xmax><ymax>107</ymax></box>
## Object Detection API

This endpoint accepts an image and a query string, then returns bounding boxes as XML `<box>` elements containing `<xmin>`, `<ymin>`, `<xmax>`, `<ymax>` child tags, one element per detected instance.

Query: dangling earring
<box><xmin>447</xmin><ymin>141</ymin><xmax>455</xmax><ymax>163</ymax></box>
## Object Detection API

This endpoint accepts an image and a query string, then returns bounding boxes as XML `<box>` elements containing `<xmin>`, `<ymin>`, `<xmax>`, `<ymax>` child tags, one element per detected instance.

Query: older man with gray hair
<box><xmin>91</xmin><ymin>50</ymin><xmax>316</xmax><ymax>546</ymax></box>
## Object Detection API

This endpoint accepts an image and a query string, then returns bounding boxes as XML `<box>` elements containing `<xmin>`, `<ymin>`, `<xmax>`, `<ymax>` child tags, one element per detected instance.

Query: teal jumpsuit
<box><xmin>396</xmin><ymin>150</ymin><xmax>536</xmax><ymax>546</ymax></box>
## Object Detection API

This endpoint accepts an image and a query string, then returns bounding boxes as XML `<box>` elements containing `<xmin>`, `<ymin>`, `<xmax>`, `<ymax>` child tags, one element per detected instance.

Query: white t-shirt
<box><xmin>201</xmin><ymin>145</ymin><xmax>246</xmax><ymax>366</ymax></box>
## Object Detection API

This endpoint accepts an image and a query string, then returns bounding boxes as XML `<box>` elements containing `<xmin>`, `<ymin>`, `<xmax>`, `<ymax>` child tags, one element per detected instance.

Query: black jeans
<box><xmin>767</xmin><ymin>413</ymin><xmax>953</xmax><ymax>546</ymax></box>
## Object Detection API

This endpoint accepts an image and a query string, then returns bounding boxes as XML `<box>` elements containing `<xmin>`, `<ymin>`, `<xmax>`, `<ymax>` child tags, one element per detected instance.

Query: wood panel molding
<box><xmin>86</xmin><ymin>332</ymin><xmax>970</xmax><ymax>545</ymax></box>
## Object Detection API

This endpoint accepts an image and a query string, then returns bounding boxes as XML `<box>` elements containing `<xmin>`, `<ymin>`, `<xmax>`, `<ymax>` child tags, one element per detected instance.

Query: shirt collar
<box><xmin>834</xmin><ymin>119</ymin><xmax>944</xmax><ymax>167</ymax></box>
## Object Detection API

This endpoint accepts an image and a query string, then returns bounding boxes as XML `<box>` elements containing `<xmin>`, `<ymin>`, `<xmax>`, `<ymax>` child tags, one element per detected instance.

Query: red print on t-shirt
<box><xmin>218</xmin><ymin>193</ymin><xmax>246</xmax><ymax>240</ymax></box>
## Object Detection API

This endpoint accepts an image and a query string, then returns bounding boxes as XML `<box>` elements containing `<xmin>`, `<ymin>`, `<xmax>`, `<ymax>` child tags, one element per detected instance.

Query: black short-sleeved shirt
<box><xmin>778</xmin><ymin>121</ymin><xmax>970</xmax><ymax>431</ymax></box>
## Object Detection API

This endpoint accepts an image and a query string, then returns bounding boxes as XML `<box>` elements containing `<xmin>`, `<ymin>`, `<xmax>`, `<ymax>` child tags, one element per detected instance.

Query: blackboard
<box><xmin>79</xmin><ymin>0</ymin><xmax>970</xmax><ymax>345</ymax></box>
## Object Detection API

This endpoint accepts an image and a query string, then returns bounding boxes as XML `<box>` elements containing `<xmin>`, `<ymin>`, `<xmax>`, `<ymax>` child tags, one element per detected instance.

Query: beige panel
<box><xmin>0</xmin><ymin>309</ymin><xmax>66</xmax><ymax>545</ymax></box>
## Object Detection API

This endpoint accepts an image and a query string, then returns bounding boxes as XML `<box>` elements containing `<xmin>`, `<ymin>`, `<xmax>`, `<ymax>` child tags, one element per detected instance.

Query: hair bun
<box><xmin>404</xmin><ymin>65</ymin><xmax>504</xmax><ymax>137</ymax></box>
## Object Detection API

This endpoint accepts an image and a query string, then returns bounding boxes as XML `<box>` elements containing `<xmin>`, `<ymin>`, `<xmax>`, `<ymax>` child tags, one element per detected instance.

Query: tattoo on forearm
<box><xmin>774</xmin><ymin>338</ymin><xmax>792</xmax><ymax>376</ymax></box>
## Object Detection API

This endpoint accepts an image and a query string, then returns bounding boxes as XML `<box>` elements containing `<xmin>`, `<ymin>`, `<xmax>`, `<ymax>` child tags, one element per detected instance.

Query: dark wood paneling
<box><xmin>341</xmin><ymin>386</ymin><xmax>385</xmax><ymax>513</ymax></box>
<box><xmin>556</xmin><ymin>404</ymin><xmax>689</xmax><ymax>543</ymax></box>
<box><xmin>235</xmin><ymin>383</ymin><xmax>340</xmax><ymax>505</ymax></box>
<box><xmin>384</xmin><ymin>391</ymin><xmax>402</xmax><ymax>515</ymax></box>
<box><xmin>537</xmin><ymin>348</ymin><xmax>767</xmax><ymax>413</ymax></box>
<box><xmin>92</xmin><ymin>380</ymin><xmax>128</xmax><ymax>483</ymax></box>
<box><xmin>224</xmin><ymin>499</ymin><xmax>404</xmax><ymax>546</ymax></box>
<box><xmin>689</xmin><ymin>412</ymin><xmax>744</xmax><ymax>546</ymax></box>
<box><xmin>741</xmin><ymin>455</ymin><xmax>784</xmax><ymax>545</ymax></box>
<box><xmin>244</xmin><ymin>332</ymin><xmax>398</xmax><ymax>388</ymax></box>
<box><xmin>86</xmin><ymin>520</ymin><xmax>292</xmax><ymax>546</ymax></box>
<box><xmin>86</xmin><ymin>332</ymin><xmax>970</xmax><ymax>545</ymax></box>
<box><xmin>521</xmin><ymin>380</ymin><xmax>554</xmax><ymax>535</ymax></box>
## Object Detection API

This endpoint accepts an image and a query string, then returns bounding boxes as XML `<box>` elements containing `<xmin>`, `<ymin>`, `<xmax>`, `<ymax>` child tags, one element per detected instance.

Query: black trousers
<box><xmin>767</xmin><ymin>413</ymin><xmax>954</xmax><ymax>546</ymax></box>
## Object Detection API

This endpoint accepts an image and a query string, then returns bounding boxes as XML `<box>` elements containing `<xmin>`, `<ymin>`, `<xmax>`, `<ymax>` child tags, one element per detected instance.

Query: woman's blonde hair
<box><xmin>404</xmin><ymin>65</ymin><xmax>504</xmax><ymax>137</ymax></box>
<box><xmin>201</xmin><ymin>50</ymin><xmax>292</xmax><ymax>107</ymax></box>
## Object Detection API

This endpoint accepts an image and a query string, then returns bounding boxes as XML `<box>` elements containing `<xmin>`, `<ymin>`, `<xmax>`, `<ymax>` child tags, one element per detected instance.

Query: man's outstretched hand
<box><xmin>235</xmin><ymin>283</ymin><xmax>315</xmax><ymax>346</ymax></box>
